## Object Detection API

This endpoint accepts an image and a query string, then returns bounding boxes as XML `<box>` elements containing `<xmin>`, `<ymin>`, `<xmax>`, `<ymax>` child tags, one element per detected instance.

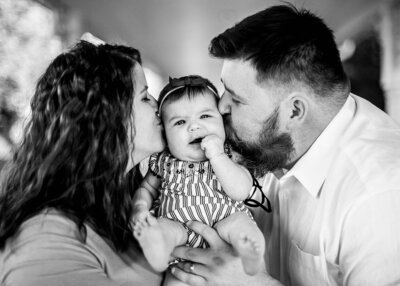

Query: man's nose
<box><xmin>218</xmin><ymin>93</ymin><xmax>231</xmax><ymax>115</ymax></box>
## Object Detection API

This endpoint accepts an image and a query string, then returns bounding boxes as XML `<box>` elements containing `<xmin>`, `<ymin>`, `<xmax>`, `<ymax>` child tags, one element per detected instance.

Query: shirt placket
<box><xmin>278</xmin><ymin>176</ymin><xmax>293</xmax><ymax>284</ymax></box>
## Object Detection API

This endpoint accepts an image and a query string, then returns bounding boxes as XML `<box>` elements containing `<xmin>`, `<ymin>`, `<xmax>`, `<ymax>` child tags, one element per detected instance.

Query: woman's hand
<box><xmin>170</xmin><ymin>221</ymin><xmax>276</xmax><ymax>286</ymax></box>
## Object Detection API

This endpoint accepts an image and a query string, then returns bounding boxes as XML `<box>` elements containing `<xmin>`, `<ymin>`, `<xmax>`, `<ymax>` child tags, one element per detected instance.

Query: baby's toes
<box><xmin>145</xmin><ymin>215</ymin><xmax>157</xmax><ymax>226</ymax></box>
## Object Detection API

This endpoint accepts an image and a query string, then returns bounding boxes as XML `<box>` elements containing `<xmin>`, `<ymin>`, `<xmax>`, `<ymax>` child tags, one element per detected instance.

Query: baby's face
<box><xmin>161</xmin><ymin>92</ymin><xmax>225</xmax><ymax>162</ymax></box>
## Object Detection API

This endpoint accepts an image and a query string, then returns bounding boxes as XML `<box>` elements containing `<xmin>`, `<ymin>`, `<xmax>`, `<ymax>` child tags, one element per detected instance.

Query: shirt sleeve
<box><xmin>340</xmin><ymin>189</ymin><xmax>400</xmax><ymax>285</ymax></box>
<box><xmin>149</xmin><ymin>152</ymin><xmax>163</xmax><ymax>177</ymax></box>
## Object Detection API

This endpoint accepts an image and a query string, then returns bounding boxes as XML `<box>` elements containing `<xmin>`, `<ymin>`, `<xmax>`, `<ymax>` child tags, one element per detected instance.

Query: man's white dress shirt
<box><xmin>252</xmin><ymin>94</ymin><xmax>400</xmax><ymax>285</ymax></box>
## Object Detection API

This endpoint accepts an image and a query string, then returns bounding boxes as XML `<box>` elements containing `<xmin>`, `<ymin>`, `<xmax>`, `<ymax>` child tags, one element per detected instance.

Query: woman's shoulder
<box><xmin>11</xmin><ymin>209</ymin><xmax>80</xmax><ymax>241</ymax></box>
<box><xmin>0</xmin><ymin>210</ymin><xmax>90</xmax><ymax>263</ymax></box>
<box><xmin>0</xmin><ymin>209</ymin><xmax>162</xmax><ymax>285</ymax></box>
<box><xmin>0</xmin><ymin>210</ymin><xmax>96</xmax><ymax>284</ymax></box>
<box><xmin>3</xmin><ymin>209</ymin><xmax>115</xmax><ymax>252</ymax></box>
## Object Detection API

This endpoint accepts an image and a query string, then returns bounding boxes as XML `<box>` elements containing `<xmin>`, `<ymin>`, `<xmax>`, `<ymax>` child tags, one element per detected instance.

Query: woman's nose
<box><xmin>150</xmin><ymin>95</ymin><xmax>158</xmax><ymax>109</ymax></box>
<box><xmin>148</xmin><ymin>95</ymin><xmax>160</xmax><ymax>114</ymax></box>
<box><xmin>218</xmin><ymin>92</ymin><xmax>231</xmax><ymax>115</ymax></box>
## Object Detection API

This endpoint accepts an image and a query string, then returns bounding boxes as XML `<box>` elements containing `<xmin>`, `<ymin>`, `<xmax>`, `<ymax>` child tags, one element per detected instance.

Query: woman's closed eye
<box><xmin>141</xmin><ymin>95</ymin><xmax>151</xmax><ymax>102</ymax></box>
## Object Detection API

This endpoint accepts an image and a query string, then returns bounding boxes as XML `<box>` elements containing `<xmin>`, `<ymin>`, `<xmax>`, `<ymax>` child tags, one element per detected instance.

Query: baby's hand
<box><xmin>201</xmin><ymin>134</ymin><xmax>224</xmax><ymax>160</ymax></box>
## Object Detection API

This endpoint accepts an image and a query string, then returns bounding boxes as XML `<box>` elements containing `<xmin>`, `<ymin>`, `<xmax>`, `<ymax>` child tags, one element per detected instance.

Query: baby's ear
<box><xmin>80</xmin><ymin>32</ymin><xmax>105</xmax><ymax>46</ymax></box>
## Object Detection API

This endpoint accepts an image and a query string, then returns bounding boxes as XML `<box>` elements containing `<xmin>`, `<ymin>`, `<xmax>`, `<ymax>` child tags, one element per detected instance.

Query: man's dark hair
<box><xmin>209</xmin><ymin>4</ymin><xmax>350</xmax><ymax>96</ymax></box>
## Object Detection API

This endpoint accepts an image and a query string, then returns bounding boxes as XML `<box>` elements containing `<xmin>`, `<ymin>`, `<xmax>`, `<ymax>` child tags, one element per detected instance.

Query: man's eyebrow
<box><xmin>221</xmin><ymin>80</ymin><xmax>246</xmax><ymax>101</ymax></box>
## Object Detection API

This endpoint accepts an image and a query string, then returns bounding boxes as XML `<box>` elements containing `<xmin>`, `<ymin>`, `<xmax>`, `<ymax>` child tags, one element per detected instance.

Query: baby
<box><xmin>132</xmin><ymin>75</ymin><xmax>265</xmax><ymax>275</ymax></box>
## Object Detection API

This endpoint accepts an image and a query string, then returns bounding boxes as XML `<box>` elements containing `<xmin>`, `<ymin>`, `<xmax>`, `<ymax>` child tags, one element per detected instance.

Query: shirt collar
<box><xmin>281</xmin><ymin>95</ymin><xmax>356</xmax><ymax>197</ymax></box>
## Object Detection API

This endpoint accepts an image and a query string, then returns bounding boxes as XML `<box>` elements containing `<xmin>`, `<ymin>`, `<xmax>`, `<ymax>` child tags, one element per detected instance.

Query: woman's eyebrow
<box><xmin>140</xmin><ymin>86</ymin><xmax>148</xmax><ymax>94</ymax></box>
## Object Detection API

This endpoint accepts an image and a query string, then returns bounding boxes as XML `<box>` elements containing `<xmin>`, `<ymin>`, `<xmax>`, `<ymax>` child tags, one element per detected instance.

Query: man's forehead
<box><xmin>221</xmin><ymin>59</ymin><xmax>263</xmax><ymax>98</ymax></box>
<box><xmin>221</xmin><ymin>59</ymin><xmax>252</xmax><ymax>79</ymax></box>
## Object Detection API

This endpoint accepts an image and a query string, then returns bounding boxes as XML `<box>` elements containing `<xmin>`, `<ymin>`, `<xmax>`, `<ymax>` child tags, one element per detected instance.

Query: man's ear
<box><xmin>285</xmin><ymin>92</ymin><xmax>309</xmax><ymax>123</ymax></box>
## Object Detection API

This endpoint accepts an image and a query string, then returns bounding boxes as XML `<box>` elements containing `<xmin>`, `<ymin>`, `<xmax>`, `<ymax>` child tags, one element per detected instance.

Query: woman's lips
<box><xmin>155</xmin><ymin>118</ymin><xmax>163</xmax><ymax>126</ymax></box>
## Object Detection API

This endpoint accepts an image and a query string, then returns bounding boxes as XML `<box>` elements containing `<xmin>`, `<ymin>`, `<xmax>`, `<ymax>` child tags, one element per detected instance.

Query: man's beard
<box><xmin>224</xmin><ymin>108</ymin><xmax>294</xmax><ymax>177</ymax></box>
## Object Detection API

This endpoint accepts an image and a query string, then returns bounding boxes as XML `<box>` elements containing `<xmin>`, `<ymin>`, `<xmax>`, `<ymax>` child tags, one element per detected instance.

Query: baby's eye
<box><xmin>200</xmin><ymin>114</ymin><xmax>211</xmax><ymax>119</ymax></box>
<box><xmin>174</xmin><ymin>120</ymin><xmax>185</xmax><ymax>126</ymax></box>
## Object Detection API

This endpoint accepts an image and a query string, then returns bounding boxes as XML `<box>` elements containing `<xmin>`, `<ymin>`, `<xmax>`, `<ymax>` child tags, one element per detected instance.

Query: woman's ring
<box><xmin>189</xmin><ymin>262</ymin><xmax>195</xmax><ymax>272</ymax></box>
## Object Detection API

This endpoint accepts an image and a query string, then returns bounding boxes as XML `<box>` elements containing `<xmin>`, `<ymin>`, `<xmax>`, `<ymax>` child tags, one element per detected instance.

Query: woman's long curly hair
<box><xmin>0</xmin><ymin>40</ymin><xmax>142</xmax><ymax>250</ymax></box>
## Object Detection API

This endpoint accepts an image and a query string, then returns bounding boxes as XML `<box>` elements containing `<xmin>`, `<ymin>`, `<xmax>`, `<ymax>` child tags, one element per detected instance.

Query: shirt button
<box><xmin>188</xmin><ymin>164</ymin><xmax>194</xmax><ymax>168</ymax></box>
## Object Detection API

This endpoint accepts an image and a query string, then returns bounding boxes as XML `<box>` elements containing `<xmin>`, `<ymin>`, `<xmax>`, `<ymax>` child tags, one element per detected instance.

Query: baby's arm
<box><xmin>201</xmin><ymin>135</ymin><xmax>252</xmax><ymax>201</ymax></box>
<box><xmin>132</xmin><ymin>171</ymin><xmax>161</xmax><ymax>223</ymax></box>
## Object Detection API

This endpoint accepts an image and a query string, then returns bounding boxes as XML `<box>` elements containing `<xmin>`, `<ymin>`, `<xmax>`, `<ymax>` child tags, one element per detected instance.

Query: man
<box><xmin>171</xmin><ymin>4</ymin><xmax>400</xmax><ymax>285</ymax></box>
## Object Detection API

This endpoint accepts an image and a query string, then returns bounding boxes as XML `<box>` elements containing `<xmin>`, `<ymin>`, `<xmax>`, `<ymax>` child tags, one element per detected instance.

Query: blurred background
<box><xmin>1</xmin><ymin>0</ymin><xmax>400</xmax><ymax>170</ymax></box>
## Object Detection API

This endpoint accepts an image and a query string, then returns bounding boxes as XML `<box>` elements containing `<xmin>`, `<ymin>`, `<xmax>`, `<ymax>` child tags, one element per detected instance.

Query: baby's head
<box><xmin>158</xmin><ymin>75</ymin><xmax>225</xmax><ymax>162</ymax></box>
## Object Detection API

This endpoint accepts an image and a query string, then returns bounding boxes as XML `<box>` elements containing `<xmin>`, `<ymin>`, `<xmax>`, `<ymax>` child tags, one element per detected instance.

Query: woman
<box><xmin>0</xmin><ymin>40</ymin><xmax>165</xmax><ymax>285</ymax></box>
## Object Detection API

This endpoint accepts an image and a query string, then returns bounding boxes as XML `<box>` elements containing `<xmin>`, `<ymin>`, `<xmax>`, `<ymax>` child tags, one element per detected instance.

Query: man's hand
<box><xmin>200</xmin><ymin>134</ymin><xmax>224</xmax><ymax>160</ymax></box>
<box><xmin>170</xmin><ymin>221</ymin><xmax>278</xmax><ymax>286</ymax></box>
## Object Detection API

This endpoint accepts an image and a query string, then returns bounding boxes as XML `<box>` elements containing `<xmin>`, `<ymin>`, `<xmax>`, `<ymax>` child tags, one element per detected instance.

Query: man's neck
<box><xmin>286</xmin><ymin>103</ymin><xmax>341</xmax><ymax>172</ymax></box>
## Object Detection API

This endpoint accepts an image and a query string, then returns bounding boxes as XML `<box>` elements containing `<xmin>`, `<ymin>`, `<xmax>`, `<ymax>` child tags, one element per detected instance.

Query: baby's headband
<box><xmin>158</xmin><ymin>77</ymin><xmax>219</xmax><ymax>114</ymax></box>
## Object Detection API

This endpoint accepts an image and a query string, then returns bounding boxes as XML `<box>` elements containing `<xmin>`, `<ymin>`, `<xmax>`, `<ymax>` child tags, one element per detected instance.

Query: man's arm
<box><xmin>170</xmin><ymin>221</ymin><xmax>283</xmax><ymax>286</ymax></box>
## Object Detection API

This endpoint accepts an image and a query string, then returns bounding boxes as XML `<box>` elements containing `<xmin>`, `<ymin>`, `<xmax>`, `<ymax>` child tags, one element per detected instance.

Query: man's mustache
<box><xmin>222</xmin><ymin>114</ymin><xmax>260</xmax><ymax>168</ymax></box>
<box><xmin>221</xmin><ymin>112</ymin><xmax>294</xmax><ymax>176</ymax></box>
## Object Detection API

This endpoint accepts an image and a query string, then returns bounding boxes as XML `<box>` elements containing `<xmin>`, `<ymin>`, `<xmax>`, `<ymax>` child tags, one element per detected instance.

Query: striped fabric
<box><xmin>150</xmin><ymin>151</ymin><xmax>253</xmax><ymax>248</ymax></box>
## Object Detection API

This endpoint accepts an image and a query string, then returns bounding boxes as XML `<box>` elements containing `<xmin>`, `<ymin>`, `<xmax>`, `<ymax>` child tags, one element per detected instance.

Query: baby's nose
<box><xmin>188</xmin><ymin>121</ymin><xmax>201</xmax><ymax>132</ymax></box>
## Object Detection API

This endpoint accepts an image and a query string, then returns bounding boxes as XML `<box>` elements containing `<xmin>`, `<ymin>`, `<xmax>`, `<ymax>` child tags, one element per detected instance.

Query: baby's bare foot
<box><xmin>236</xmin><ymin>233</ymin><xmax>264</xmax><ymax>275</ymax></box>
<box><xmin>133</xmin><ymin>217</ymin><xmax>187</xmax><ymax>272</ymax></box>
